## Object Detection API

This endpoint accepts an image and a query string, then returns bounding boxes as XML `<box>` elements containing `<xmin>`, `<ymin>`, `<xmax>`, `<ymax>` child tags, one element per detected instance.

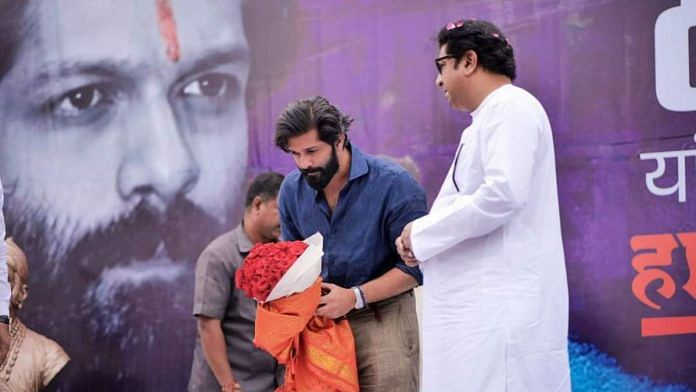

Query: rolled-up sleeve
<box><xmin>387</xmin><ymin>172</ymin><xmax>428</xmax><ymax>285</ymax></box>
<box><xmin>192</xmin><ymin>249</ymin><xmax>231</xmax><ymax>320</ymax></box>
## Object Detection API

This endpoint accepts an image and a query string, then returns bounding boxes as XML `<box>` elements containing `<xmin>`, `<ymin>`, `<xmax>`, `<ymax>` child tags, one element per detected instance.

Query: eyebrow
<box><xmin>289</xmin><ymin>145</ymin><xmax>322</xmax><ymax>155</ymax></box>
<box><xmin>33</xmin><ymin>60</ymin><xmax>137</xmax><ymax>86</ymax></box>
<box><xmin>30</xmin><ymin>46</ymin><xmax>250</xmax><ymax>87</ymax></box>
<box><xmin>179</xmin><ymin>46</ymin><xmax>250</xmax><ymax>76</ymax></box>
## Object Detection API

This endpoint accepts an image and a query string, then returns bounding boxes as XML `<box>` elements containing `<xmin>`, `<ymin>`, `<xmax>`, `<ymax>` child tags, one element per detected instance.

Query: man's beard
<box><xmin>300</xmin><ymin>145</ymin><xmax>339</xmax><ymax>190</ymax></box>
<box><xmin>6</xmin><ymin>194</ymin><xmax>229</xmax><ymax>390</ymax></box>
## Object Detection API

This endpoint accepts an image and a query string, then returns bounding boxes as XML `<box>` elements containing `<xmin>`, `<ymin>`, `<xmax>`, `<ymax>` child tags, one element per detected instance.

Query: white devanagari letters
<box><xmin>640</xmin><ymin>148</ymin><xmax>696</xmax><ymax>203</ymax></box>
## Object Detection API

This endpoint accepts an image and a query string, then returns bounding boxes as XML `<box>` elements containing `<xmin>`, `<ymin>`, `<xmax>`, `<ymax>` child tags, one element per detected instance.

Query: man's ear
<box><xmin>462</xmin><ymin>49</ymin><xmax>478</xmax><ymax>76</ymax></box>
<box><xmin>251</xmin><ymin>195</ymin><xmax>264</xmax><ymax>212</ymax></box>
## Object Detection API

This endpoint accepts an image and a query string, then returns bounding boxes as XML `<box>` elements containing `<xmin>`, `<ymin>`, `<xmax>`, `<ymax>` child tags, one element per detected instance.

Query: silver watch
<box><xmin>352</xmin><ymin>287</ymin><xmax>365</xmax><ymax>309</ymax></box>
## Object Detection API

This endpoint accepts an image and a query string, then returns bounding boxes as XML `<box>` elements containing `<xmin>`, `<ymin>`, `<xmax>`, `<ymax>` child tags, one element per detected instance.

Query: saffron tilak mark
<box><xmin>155</xmin><ymin>0</ymin><xmax>180</xmax><ymax>62</ymax></box>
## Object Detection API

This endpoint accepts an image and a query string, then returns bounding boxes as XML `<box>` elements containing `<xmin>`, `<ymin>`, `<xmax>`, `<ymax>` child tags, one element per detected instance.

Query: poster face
<box><xmin>0</xmin><ymin>1</ymin><xmax>250</xmax><ymax>389</ymax></box>
<box><xmin>1</xmin><ymin>0</ymin><xmax>694</xmax><ymax>390</ymax></box>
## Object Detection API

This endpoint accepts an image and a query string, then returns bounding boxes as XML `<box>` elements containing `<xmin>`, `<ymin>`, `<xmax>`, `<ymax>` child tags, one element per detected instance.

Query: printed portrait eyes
<box><xmin>41</xmin><ymin>71</ymin><xmax>242</xmax><ymax>123</ymax></box>
<box><xmin>48</xmin><ymin>83</ymin><xmax>116</xmax><ymax>118</ymax></box>
<box><xmin>181</xmin><ymin>73</ymin><xmax>239</xmax><ymax>99</ymax></box>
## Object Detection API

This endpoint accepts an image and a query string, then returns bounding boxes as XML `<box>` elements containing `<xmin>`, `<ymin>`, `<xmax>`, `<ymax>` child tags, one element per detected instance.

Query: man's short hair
<box><xmin>244</xmin><ymin>172</ymin><xmax>284</xmax><ymax>208</ymax></box>
<box><xmin>274</xmin><ymin>96</ymin><xmax>354</xmax><ymax>152</ymax></box>
<box><xmin>437</xmin><ymin>19</ymin><xmax>516</xmax><ymax>81</ymax></box>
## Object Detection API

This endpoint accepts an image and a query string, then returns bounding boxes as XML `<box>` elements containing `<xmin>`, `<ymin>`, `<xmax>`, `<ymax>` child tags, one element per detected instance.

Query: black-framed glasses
<box><xmin>434</xmin><ymin>55</ymin><xmax>455</xmax><ymax>75</ymax></box>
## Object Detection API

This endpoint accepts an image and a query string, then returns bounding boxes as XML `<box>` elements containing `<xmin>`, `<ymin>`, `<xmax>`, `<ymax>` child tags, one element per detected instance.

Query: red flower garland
<box><xmin>235</xmin><ymin>241</ymin><xmax>309</xmax><ymax>302</ymax></box>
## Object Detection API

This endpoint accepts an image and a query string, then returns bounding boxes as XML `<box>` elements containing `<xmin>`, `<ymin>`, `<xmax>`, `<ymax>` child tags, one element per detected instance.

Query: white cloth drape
<box><xmin>0</xmin><ymin>177</ymin><xmax>12</xmax><ymax>316</ymax></box>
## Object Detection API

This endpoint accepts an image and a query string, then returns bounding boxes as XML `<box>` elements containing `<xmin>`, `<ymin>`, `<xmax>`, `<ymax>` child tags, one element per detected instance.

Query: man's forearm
<box><xmin>359</xmin><ymin>268</ymin><xmax>418</xmax><ymax>304</ymax></box>
<box><xmin>197</xmin><ymin>317</ymin><xmax>236</xmax><ymax>387</ymax></box>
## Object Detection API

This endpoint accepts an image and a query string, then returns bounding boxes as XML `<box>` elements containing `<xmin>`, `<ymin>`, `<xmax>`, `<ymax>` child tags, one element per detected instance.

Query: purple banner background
<box><xmin>248</xmin><ymin>0</ymin><xmax>696</xmax><ymax>388</ymax></box>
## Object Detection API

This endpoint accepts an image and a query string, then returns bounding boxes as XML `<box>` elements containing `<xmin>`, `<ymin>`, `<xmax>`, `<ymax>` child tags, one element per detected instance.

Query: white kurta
<box><xmin>411</xmin><ymin>84</ymin><xmax>570</xmax><ymax>392</ymax></box>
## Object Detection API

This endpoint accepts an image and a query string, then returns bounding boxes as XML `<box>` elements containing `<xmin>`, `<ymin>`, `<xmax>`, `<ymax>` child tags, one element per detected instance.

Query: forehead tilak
<box><xmin>155</xmin><ymin>0</ymin><xmax>180</xmax><ymax>62</ymax></box>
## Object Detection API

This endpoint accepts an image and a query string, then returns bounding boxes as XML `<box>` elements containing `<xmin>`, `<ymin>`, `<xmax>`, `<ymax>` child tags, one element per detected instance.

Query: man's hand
<box><xmin>396</xmin><ymin>222</ymin><xmax>419</xmax><ymax>267</ymax></box>
<box><xmin>0</xmin><ymin>323</ymin><xmax>10</xmax><ymax>364</ymax></box>
<box><xmin>221</xmin><ymin>380</ymin><xmax>242</xmax><ymax>392</ymax></box>
<box><xmin>316</xmin><ymin>283</ymin><xmax>356</xmax><ymax>319</ymax></box>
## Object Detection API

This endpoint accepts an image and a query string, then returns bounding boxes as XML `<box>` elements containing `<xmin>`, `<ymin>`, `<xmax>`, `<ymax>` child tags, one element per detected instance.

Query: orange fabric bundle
<box><xmin>254</xmin><ymin>278</ymin><xmax>359</xmax><ymax>392</ymax></box>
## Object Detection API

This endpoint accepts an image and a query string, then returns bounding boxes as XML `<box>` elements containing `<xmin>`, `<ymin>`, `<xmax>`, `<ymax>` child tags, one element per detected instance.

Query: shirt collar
<box><xmin>348</xmin><ymin>145</ymin><xmax>369</xmax><ymax>181</ymax></box>
<box><xmin>235</xmin><ymin>223</ymin><xmax>254</xmax><ymax>254</ymax></box>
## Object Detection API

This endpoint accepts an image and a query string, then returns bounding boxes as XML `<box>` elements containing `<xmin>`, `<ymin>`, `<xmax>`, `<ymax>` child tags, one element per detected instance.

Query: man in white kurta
<box><xmin>397</xmin><ymin>20</ymin><xmax>570</xmax><ymax>391</ymax></box>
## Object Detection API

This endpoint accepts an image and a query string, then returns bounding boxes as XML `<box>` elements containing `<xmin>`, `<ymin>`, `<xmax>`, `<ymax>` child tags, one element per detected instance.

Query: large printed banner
<box><xmin>0</xmin><ymin>0</ymin><xmax>694</xmax><ymax>390</ymax></box>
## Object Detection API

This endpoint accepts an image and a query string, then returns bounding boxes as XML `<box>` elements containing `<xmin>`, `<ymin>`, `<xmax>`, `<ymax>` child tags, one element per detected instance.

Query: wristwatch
<box><xmin>352</xmin><ymin>287</ymin><xmax>366</xmax><ymax>310</ymax></box>
<box><xmin>0</xmin><ymin>316</ymin><xmax>9</xmax><ymax>325</ymax></box>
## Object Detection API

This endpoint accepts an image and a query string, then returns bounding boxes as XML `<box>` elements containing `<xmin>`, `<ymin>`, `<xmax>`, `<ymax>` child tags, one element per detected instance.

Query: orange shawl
<box><xmin>254</xmin><ymin>279</ymin><xmax>359</xmax><ymax>392</ymax></box>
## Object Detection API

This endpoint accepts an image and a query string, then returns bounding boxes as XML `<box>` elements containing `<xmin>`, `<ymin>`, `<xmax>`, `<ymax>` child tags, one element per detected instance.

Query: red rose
<box><xmin>235</xmin><ymin>241</ymin><xmax>309</xmax><ymax>301</ymax></box>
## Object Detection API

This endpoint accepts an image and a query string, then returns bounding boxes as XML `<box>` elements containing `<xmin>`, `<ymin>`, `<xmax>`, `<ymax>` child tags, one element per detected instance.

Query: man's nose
<box><xmin>297</xmin><ymin>155</ymin><xmax>313</xmax><ymax>170</ymax></box>
<box><xmin>117</xmin><ymin>92</ymin><xmax>200</xmax><ymax>206</ymax></box>
<box><xmin>436</xmin><ymin>73</ymin><xmax>444</xmax><ymax>88</ymax></box>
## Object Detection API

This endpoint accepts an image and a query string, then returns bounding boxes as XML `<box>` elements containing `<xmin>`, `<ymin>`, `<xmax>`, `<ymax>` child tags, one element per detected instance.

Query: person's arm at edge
<box><xmin>0</xmin><ymin>178</ymin><xmax>11</xmax><ymax>364</ymax></box>
<box><xmin>198</xmin><ymin>316</ymin><xmax>239</xmax><ymax>389</ymax></box>
<box><xmin>361</xmin><ymin>172</ymin><xmax>427</xmax><ymax>303</ymax></box>
<box><xmin>193</xmin><ymin>247</ymin><xmax>240</xmax><ymax>391</ymax></box>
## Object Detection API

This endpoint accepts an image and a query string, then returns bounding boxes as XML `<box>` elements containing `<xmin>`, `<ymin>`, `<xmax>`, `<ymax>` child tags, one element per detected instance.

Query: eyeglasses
<box><xmin>434</xmin><ymin>55</ymin><xmax>455</xmax><ymax>75</ymax></box>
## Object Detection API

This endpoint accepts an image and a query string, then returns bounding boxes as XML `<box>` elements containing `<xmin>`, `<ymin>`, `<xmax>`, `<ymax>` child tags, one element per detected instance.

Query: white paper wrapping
<box><xmin>264</xmin><ymin>232</ymin><xmax>324</xmax><ymax>302</ymax></box>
